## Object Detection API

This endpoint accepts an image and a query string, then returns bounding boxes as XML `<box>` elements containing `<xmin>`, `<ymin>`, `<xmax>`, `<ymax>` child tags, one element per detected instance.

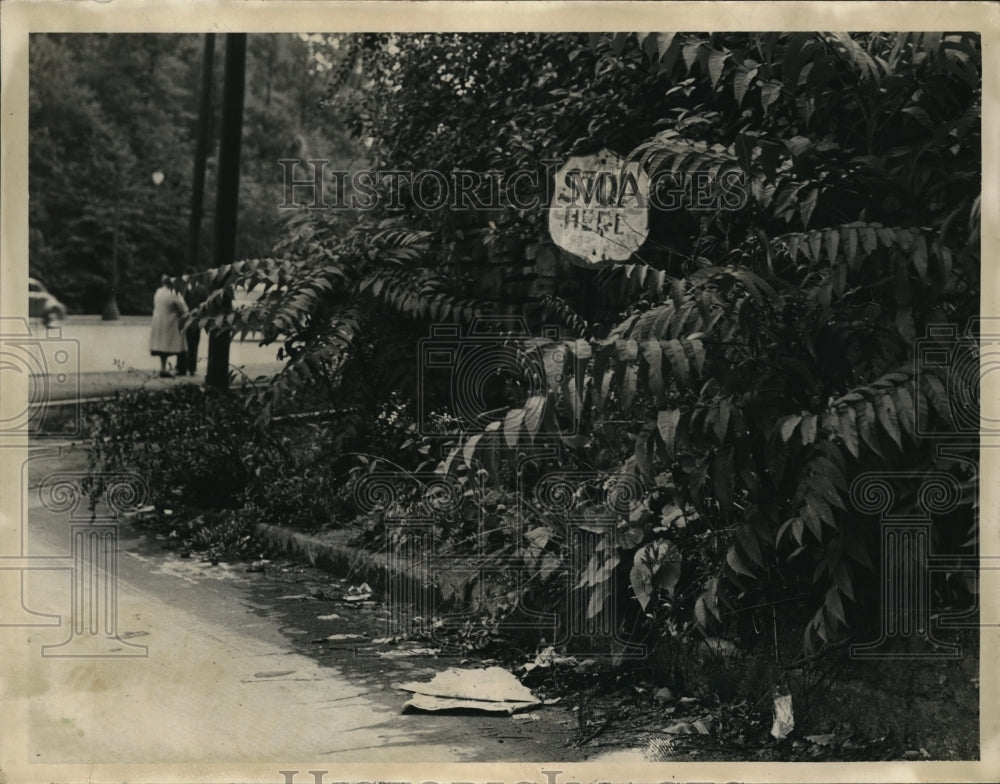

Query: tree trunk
<box><xmin>206</xmin><ymin>33</ymin><xmax>246</xmax><ymax>390</ymax></box>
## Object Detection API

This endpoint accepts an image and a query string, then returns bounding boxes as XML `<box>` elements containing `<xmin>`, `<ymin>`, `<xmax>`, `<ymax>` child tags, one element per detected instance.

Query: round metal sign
<box><xmin>548</xmin><ymin>149</ymin><xmax>650</xmax><ymax>266</ymax></box>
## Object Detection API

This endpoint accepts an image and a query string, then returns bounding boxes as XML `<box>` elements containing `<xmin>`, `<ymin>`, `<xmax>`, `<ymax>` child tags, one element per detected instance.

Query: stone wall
<box><xmin>441</xmin><ymin>229</ymin><xmax>613</xmax><ymax>327</ymax></box>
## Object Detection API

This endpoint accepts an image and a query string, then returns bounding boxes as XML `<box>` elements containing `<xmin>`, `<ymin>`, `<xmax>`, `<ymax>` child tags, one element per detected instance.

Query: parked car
<box><xmin>28</xmin><ymin>277</ymin><xmax>67</xmax><ymax>325</ymax></box>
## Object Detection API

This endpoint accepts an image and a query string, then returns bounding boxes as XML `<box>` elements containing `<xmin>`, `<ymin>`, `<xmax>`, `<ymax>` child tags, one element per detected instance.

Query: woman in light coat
<box><xmin>149</xmin><ymin>276</ymin><xmax>189</xmax><ymax>378</ymax></box>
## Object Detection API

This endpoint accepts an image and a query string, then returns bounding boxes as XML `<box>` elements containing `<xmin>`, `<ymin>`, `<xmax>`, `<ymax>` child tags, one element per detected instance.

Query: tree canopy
<box><xmin>29</xmin><ymin>33</ymin><xmax>355</xmax><ymax>314</ymax></box>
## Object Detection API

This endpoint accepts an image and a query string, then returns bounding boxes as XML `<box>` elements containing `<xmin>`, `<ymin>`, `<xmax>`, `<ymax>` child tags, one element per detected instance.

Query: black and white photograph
<box><xmin>0</xmin><ymin>3</ymin><xmax>996</xmax><ymax>783</ymax></box>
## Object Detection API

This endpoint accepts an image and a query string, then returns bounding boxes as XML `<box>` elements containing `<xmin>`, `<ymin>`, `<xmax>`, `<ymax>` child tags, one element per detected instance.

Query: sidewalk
<box><xmin>19</xmin><ymin>316</ymin><xmax>284</xmax><ymax>394</ymax></box>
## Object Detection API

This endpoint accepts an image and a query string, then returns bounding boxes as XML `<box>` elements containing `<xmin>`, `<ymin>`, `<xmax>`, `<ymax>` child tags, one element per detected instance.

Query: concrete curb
<box><xmin>254</xmin><ymin>523</ymin><xmax>385</xmax><ymax>582</ymax></box>
<box><xmin>253</xmin><ymin>523</ymin><xmax>446</xmax><ymax>609</ymax></box>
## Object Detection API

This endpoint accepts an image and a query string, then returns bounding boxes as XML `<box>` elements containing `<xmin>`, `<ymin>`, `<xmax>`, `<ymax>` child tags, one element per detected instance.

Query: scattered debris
<box><xmin>377</xmin><ymin>647</ymin><xmax>440</xmax><ymax>659</ymax></box>
<box><xmin>342</xmin><ymin>583</ymin><xmax>374</xmax><ymax>602</ymax></box>
<box><xmin>277</xmin><ymin>594</ymin><xmax>310</xmax><ymax>600</ymax></box>
<box><xmin>397</xmin><ymin>666</ymin><xmax>540</xmax><ymax>714</ymax></box>
<box><xmin>317</xmin><ymin>613</ymin><xmax>343</xmax><ymax>621</ymax></box>
<box><xmin>770</xmin><ymin>685</ymin><xmax>795</xmax><ymax>739</ymax></box>
<box><xmin>654</xmin><ymin>687</ymin><xmax>675</xmax><ymax>704</ymax></box>
<box><xmin>254</xmin><ymin>670</ymin><xmax>295</xmax><ymax>679</ymax></box>
<box><xmin>804</xmin><ymin>733</ymin><xmax>838</xmax><ymax>746</ymax></box>
<box><xmin>325</xmin><ymin>633</ymin><xmax>367</xmax><ymax>641</ymax></box>
<box><xmin>522</xmin><ymin>646</ymin><xmax>578</xmax><ymax>673</ymax></box>
<box><xmin>573</xmin><ymin>715</ymin><xmax>613</xmax><ymax>746</ymax></box>
<box><xmin>402</xmin><ymin>693</ymin><xmax>535</xmax><ymax>714</ymax></box>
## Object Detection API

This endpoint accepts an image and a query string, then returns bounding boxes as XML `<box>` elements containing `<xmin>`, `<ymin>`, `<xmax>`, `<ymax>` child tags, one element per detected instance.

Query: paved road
<box><xmin>0</xmin><ymin>446</ymin><xmax>589</xmax><ymax>772</ymax></box>
<box><xmin>15</xmin><ymin>315</ymin><xmax>284</xmax><ymax>401</ymax></box>
<box><xmin>0</xmin><ymin>321</ymin><xmax>619</xmax><ymax>772</ymax></box>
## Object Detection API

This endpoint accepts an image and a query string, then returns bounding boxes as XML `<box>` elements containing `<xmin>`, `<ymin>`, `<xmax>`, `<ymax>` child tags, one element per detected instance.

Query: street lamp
<box><xmin>101</xmin><ymin>170</ymin><xmax>165</xmax><ymax>321</ymax></box>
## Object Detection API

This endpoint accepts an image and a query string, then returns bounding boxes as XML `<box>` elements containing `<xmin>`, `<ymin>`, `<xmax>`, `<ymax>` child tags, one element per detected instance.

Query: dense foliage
<box><xmin>84</xmin><ymin>383</ymin><xmax>344</xmax><ymax>558</ymax></box>
<box><xmin>161</xmin><ymin>32</ymin><xmax>981</xmax><ymax>657</ymax></box>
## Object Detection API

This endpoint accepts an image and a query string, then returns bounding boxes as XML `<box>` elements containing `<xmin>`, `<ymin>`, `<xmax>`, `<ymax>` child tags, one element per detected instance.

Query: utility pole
<box><xmin>187</xmin><ymin>33</ymin><xmax>215</xmax><ymax>275</ymax></box>
<box><xmin>206</xmin><ymin>33</ymin><xmax>246</xmax><ymax>389</ymax></box>
<box><xmin>178</xmin><ymin>33</ymin><xmax>215</xmax><ymax>375</ymax></box>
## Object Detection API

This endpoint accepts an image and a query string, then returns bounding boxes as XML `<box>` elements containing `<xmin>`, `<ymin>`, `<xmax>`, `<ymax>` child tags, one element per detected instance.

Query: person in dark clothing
<box><xmin>175</xmin><ymin>270</ymin><xmax>205</xmax><ymax>376</ymax></box>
